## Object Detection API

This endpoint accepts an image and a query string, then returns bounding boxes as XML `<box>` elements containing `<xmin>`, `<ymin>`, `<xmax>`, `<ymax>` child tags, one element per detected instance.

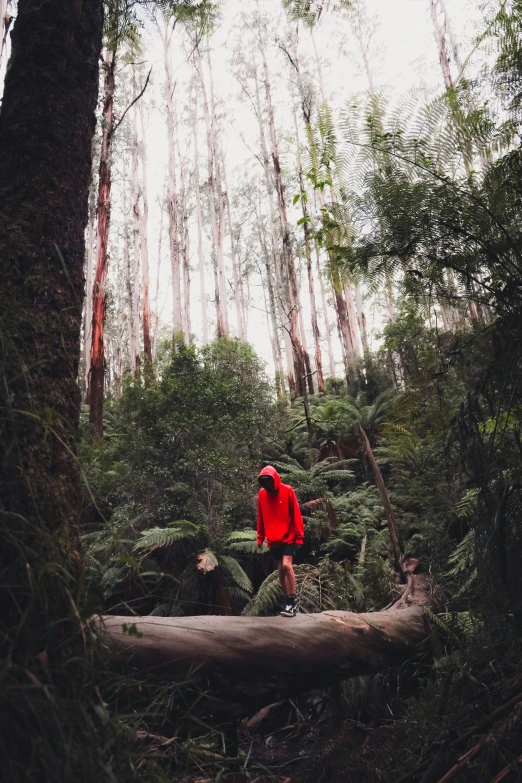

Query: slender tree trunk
<box><xmin>334</xmin><ymin>291</ymin><xmax>349</xmax><ymax>371</ymax></box>
<box><xmin>430</xmin><ymin>0</ymin><xmax>454</xmax><ymax>90</ymax></box>
<box><xmin>124</xmin><ymin>208</ymin><xmax>134</xmax><ymax>375</ymax></box>
<box><xmin>138</xmin><ymin>96</ymin><xmax>152</xmax><ymax>365</ymax></box>
<box><xmin>333</xmin><ymin>284</ymin><xmax>358</xmax><ymax>382</ymax></box>
<box><xmin>0</xmin><ymin>0</ymin><xmax>103</xmax><ymax>625</ymax></box>
<box><xmin>83</xmin><ymin>189</ymin><xmax>96</xmax><ymax>401</ymax></box>
<box><xmin>207</xmin><ymin>46</ymin><xmax>229</xmax><ymax>336</ymax></box>
<box><xmin>359</xmin><ymin>426</ymin><xmax>403</xmax><ymax>572</ymax></box>
<box><xmin>89</xmin><ymin>43</ymin><xmax>116</xmax><ymax>441</ymax></box>
<box><xmin>130</xmin><ymin>99</ymin><xmax>141</xmax><ymax>379</ymax></box>
<box><xmin>198</xmin><ymin>49</ymin><xmax>226</xmax><ymax>338</ymax></box>
<box><xmin>222</xmin><ymin>158</ymin><xmax>245</xmax><ymax>340</ymax></box>
<box><xmin>294</xmin><ymin>108</ymin><xmax>325</xmax><ymax>392</ymax></box>
<box><xmin>308</xmin><ymin>34</ymin><xmax>365</xmax><ymax>376</ymax></box>
<box><xmin>299</xmin><ymin>301</ymin><xmax>315</xmax><ymax>394</ymax></box>
<box><xmin>316</xmin><ymin>245</ymin><xmax>336</xmax><ymax>379</ymax></box>
<box><xmin>286</xmin><ymin>23</ymin><xmax>325</xmax><ymax>392</ymax></box>
<box><xmin>192</xmin><ymin>86</ymin><xmax>208</xmax><ymax>345</ymax></box>
<box><xmin>243</xmin><ymin>273</ymin><xmax>251</xmax><ymax>339</ymax></box>
<box><xmin>344</xmin><ymin>282</ymin><xmax>362</xmax><ymax>359</ymax></box>
<box><xmin>386</xmin><ymin>274</ymin><xmax>396</xmax><ymax>321</ymax></box>
<box><xmin>177</xmin><ymin>136</ymin><xmax>191</xmax><ymax>344</ymax></box>
<box><xmin>163</xmin><ymin>23</ymin><xmax>183</xmax><ymax>340</ymax></box>
<box><xmin>261</xmin><ymin>264</ymin><xmax>283</xmax><ymax>396</ymax></box>
<box><xmin>115</xmin><ymin>266</ymin><xmax>123</xmax><ymax>399</ymax></box>
<box><xmin>353</xmin><ymin>282</ymin><xmax>369</xmax><ymax>354</ymax></box>
<box><xmin>153</xmin><ymin>177</ymin><xmax>166</xmax><ymax>358</ymax></box>
<box><xmin>253</xmin><ymin>66</ymin><xmax>294</xmax><ymax>390</ymax></box>
<box><xmin>257</xmin><ymin>209</ymin><xmax>285</xmax><ymax>393</ymax></box>
<box><xmin>262</xmin><ymin>50</ymin><xmax>307</xmax><ymax>396</ymax></box>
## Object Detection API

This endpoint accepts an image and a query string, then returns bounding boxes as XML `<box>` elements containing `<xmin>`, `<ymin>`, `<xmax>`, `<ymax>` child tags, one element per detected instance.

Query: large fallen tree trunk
<box><xmin>95</xmin><ymin>606</ymin><xmax>429</xmax><ymax>719</ymax></box>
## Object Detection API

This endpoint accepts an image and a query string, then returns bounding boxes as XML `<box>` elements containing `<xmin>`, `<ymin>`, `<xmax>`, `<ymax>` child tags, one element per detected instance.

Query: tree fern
<box><xmin>225</xmin><ymin>529</ymin><xmax>268</xmax><ymax>554</ymax></box>
<box><xmin>218</xmin><ymin>554</ymin><xmax>253</xmax><ymax>594</ymax></box>
<box><xmin>133</xmin><ymin>520</ymin><xmax>201</xmax><ymax>553</ymax></box>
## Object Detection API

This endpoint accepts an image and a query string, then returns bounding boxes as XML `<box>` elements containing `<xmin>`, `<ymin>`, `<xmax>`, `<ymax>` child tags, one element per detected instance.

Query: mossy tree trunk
<box><xmin>0</xmin><ymin>0</ymin><xmax>103</xmax><ymax>635</ymax></box>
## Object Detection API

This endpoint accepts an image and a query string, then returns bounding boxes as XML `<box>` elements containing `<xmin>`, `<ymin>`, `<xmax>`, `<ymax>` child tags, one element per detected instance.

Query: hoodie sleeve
<box><xmin>290</xmin><ymin>489</ymin><xmax>305</xmax><ymax>544</ymax></box>
<box><xmin>257</xmin><ymin>494</ymin><xmax>265</xmax><ymax>546</ymax></box>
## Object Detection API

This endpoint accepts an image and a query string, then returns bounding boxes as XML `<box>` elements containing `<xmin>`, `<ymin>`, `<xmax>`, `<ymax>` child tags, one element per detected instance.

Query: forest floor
<box><xmin>168</xmin><ymin>658</ymin><xmax>522</xmax><ymax>783</ymax></box>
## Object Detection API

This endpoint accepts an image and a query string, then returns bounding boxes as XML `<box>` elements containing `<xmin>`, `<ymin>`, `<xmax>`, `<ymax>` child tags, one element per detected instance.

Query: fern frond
<box><xmin>218</xmin><ymin>555</ymin><xmax>253</xmax><ymax>593</ymax></box>
<box><xmin>133</xmin><ymin>521</ymin><xmax>200</xmax><ymax>552</ymax></box>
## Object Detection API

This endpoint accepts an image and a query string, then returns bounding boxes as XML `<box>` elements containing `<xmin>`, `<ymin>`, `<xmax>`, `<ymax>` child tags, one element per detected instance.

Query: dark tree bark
<box><xmin>0</xmin><ymin>0</ymin><xmax>103</xmax><ymax>627</ymax></box>
<box><xmin>96</xmin><ymin>606</ymin><xmax>428</xmax><ymax>719</ymax></box>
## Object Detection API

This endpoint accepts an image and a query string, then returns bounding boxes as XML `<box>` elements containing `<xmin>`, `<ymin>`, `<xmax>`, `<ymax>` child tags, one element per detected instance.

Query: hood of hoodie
<box><xmin>258</xmin><ymin>465</ymin><xmax>282</xmax><ymax>491</ymax></box>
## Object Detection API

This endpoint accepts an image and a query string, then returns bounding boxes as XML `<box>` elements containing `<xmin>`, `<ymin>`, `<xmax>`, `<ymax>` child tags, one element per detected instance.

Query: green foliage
<box><xmin>225</xmin><ymin>528</ymin><xmax>269</xmax><ymax>554</ymax></box>
<box><xmin>133</xmin><ymin>520</ymin><xmax>201</xmax><ymax>552</ymax></box>
<box><xmin>73</xmin><ymin>3</ymin><xmax>522</xmax><ymax>776</ymax></box>
<box><xmin>283</xmin><ymin>0</ymin><xmax>353</xmax><ymax>27</ymax></box>
<box><xmin>244</xmin><ymin>559</ymin><xmax>357</xmax><ymax>616</ymax></box>
<box><xmin>81</xmin><ymin>339</ymin><xmax>275</xmax><ymax>616</ymax></box>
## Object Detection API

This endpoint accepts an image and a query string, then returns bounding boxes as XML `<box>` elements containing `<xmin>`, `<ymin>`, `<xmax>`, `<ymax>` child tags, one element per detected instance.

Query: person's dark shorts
<box><xmin>270</xmin><ymin>543</ymin><xmax>295</xmax><ymax>560</ymax></box>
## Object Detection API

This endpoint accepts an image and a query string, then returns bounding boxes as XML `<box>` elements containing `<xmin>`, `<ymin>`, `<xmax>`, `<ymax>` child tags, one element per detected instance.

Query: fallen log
<box><xmin>95</xmin><ymin>607</ymin><xmax>429</xmax><ymax>719</ymax></box>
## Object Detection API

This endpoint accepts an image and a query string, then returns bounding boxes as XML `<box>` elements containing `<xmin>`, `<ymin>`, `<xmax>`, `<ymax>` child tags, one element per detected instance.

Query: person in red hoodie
<box><xmin>257</xmin><ymin>465</ymin><xmax>304</xmax><ymax>617</ymax></box>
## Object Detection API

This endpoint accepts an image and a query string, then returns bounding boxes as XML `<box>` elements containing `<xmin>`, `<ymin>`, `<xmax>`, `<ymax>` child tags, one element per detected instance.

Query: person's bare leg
<box><xmin>281</xmin><ymin>556</ymin><xmax>296</xmax><ymax>596</ymax></box>
<box><xmin>276</xmin><ymin>559</ymin><xmax>287</xmax><ymax>595</ymax></box>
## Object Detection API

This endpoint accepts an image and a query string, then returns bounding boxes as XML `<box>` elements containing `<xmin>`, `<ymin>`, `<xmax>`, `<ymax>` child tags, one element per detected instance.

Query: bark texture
<box><xmin>96</xmin><ymin>606</ymin><xmax>428</xmax><ymax>719</ymax></box>
<box><xmin>0</xmin><ymin>0</ymin><xmax>103</xmax><ymax>617</ymax></box>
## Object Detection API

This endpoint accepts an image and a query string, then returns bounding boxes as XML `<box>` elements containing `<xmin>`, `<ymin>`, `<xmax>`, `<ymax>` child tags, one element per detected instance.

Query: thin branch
<box><xmin>113</xmin><ymin>67</ymin><xmax>152</xmax><ymax>135</ymax></box>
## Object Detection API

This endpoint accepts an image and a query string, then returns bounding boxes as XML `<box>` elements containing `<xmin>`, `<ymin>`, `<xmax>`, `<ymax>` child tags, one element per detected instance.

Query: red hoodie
<box><xmin>257</xmin><ymin>465</ymin><xmax>305</xmax><ymax>548</ymax></box>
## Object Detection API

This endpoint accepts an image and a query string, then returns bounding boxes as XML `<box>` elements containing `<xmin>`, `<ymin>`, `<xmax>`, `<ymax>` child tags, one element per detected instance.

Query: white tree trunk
<box><xmin>262</xmin><ymin>49</ymin><xmax>308</xmax><ymax>396</ymax></box>
<box><xmin>153</xmin><ymin>178</ymin><xmax>166</xmax><ymax>359</ymax></box>
<box><xmin>138</xmin><ymin>96</ymin><xmax>152</xmax><ymax>364</ymax></box>
<box><xmin>316</xmin><ymin>246</ymin><xmax>336</xmax><ymax>379</ymax></box>
<box><xmin>177</xmin><ymin>136</ymin><xmax>191</xmax><ymax>345</ymax></box>
<box><xmin>197</xmin><ymin>49</ymin><xmax>227</xmax><ymax>338</ymax></box>
<box><xmin>163</xmin><ymin>21</ymin><xmax>183</xmax><ymax>339</ymax></box>
<box><xmin>430</xmin><ymin>0</ymin><xmax>455</xmax><ymax>90</ymax></box>
<box><xmin>192</xmin><ymin>86</ymin><xmax>208</xmax><ymax>346</ymax></box>
<box><xmin>253</xmin><ymin>66</ymin><xmax>293</xmax><ymax>389</ymax></box>
<box><xmin>344</xmin><ymin>282</ymin><xmax>362</xmax><ymax>359</ymax></box>
<box><xmin>115</xmin><ymin>251</ymin><xmax>123</xmax><ymax>398</ymax></box>
<box><xmin>293</xmin><ymin>104</ymin><xmax>325</xmax><ymax>392</ymax></box>
<box><xmin>207</xmin><ymin>46</ymin><xmax>229</xmax><ymax>337</ymax></box>
<box><xmin>257</xmin><ymin>207</ymin><xmax>285</xmax><ymax>393</ymax></box>
<box><xmin>222</xmin><ymin>158</ymin><xmax>245</xmax><ymax>341</ymax></box>
<box><xmin>353</xmin><ymin>283</ymin><xmax>369</xmax><ymax>354</ymax></box>
<box><xmin>130</xmin><ymin>103</ymin><xmax>141</xmax><ymax>378</ymax></box>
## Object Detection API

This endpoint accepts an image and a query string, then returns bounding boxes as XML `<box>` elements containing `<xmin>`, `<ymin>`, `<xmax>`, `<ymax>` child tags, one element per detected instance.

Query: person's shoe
<box><xmin>280</xmin><ymin>597</ymin><xmax>297</xmax><ymax>617</ymax></box>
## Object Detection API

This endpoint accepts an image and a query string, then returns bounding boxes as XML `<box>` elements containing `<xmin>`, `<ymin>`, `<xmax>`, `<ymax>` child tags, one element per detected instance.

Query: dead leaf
<box><xmin>197</xmin><ymin>549</ymin><xmax>218</xmax><ymax>573</ymax></box>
